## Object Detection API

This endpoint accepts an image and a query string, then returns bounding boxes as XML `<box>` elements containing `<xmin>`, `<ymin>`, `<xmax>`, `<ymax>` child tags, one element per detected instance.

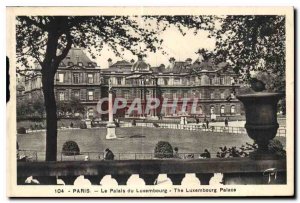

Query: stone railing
<box><xmin>17</xmin><ymin>157</ymin><xmax>286</xmax><ymax>185</ymax></box>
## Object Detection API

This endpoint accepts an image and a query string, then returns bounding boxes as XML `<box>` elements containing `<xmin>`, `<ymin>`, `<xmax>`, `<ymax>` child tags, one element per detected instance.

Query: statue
<box><xmin>108</xmin><ymin>78</ymin><xmax>113</xmax><ymax>91</ymax></box>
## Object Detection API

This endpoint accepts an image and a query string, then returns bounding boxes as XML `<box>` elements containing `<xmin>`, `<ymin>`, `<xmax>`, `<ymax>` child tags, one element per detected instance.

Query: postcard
<box><xmin>7</xmin><ymin>6</ymin><xmax>294</xmax><ymax>197</ymax></box>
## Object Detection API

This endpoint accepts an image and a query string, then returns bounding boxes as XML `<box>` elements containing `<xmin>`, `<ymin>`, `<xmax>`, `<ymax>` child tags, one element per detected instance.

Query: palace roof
<box><xmin>60</xmin><ymin>48</ymin><xmax>97</xmax><ymax>68</ymax></box>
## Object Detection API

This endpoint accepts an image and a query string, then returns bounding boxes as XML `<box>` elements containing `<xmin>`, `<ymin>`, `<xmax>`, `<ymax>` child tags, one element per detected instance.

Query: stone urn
<box><xmin>237</xmin><ymin>92</ymin><xmax>283</xmax><ymax>159</ymax></box>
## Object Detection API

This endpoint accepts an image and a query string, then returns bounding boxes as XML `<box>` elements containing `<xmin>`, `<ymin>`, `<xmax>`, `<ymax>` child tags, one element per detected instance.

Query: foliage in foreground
<box><xmin>217</xmin><ymin>139</ymin><xmax>286</xmax><ymax>158</ymax></box>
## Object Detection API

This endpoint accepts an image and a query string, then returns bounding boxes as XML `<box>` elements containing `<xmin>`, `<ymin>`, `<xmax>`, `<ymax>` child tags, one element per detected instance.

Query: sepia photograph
<box><xmin>6</xmin><ymin>6</ymin><xmax>294</xmax><ymax>197</ymax></box>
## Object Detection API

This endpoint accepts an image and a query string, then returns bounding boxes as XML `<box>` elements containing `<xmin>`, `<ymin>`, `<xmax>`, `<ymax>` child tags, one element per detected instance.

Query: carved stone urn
<box><xmin>237</xmin><ymin>92</ymin><xmax>283</xmax><ymax>159</ymax></box>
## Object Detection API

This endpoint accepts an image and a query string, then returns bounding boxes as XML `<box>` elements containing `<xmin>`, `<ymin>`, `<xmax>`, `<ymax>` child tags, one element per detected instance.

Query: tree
<box><xmin>69</xmin><ymin>97</ymin><xmax>85</xmax><ymax>115</ymax></box>
<box><xmin>32</xmin><ymin>97</ymin><xmax>45</xmax><ymax>118</ymax></box>
<box><xmin>16</xmin><ymin>16</ymin><xmax>214</xmax><ymax>161</ymax></box>
<box><xmin>212</xmin><ymin>16</ymin><xmax>285</xmax><ymax>92</ymax></box>
<box><xmin>211</xmin><ymin>15</ymin><xmax>286</xmax><ymax>114</ymax></box>
<box><xmin>17</xmin><ymin>100</ymin><xmax>34</xmax><ymax>118</ymax></box>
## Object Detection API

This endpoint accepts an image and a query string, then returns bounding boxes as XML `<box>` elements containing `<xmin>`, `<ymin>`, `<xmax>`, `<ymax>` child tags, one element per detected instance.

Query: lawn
<box><xmin>17</xmin><ymin>127</ymin><xmax>286</xmax><ymax>161</ymax></box>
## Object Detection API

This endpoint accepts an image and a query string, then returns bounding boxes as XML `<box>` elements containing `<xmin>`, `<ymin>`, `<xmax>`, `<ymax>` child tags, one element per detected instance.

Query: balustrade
<box><xmin>17</xmin><ymin>158</ymin><xmax>286</xmax><ymax>186</ymax></box>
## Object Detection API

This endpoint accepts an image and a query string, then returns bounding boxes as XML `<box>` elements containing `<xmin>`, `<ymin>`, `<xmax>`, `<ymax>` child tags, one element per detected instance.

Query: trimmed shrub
<box><xmin>79</xmin><ymin>121</ymin><xmax>87</xmax><ymax>129</ymax></box>
<box><xmin>17</xmin><ymin>127</ymin><xmax>26</xmax><ymax>134</ymax></box>
<box><xmin>154</xmin><ymin>141</ymin><xmax>173</xmax><ymax>158</ymax></box>
<box><xmin>62</xmin><ymin>141</ymin><xmax>80</xmax><ymax>156</ymax></box>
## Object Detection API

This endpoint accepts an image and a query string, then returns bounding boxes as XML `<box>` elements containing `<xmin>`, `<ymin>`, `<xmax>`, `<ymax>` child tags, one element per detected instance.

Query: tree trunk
<box><xmin>42</xmin><ymin>69</ymin><xmax>58</xmax><ymax>161</ymax></box>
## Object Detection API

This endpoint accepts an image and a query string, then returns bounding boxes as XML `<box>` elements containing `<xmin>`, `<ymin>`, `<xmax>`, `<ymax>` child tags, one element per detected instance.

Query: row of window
<box><xmin>115</xmin><ymin>90</ymin><xmax>234</xmax><ymax>100</ymax></box>
<box><xmin>107</xmin><ymin>76</ymin><xmax>235</xmax><ymax>86</ymax></box>
<box><xmin>58</xmin><ymin>90</ymin><xmax>97</xmax><ymax>101</ymax></box>
<box><xmin>127</xmin><ymin>105</ymin><xmax>237</xmax><ymax>116</ymax></box>
<box><xmin>210</xmin><ymin>105</ymin><xmax>236</xmax><ymax>114</ymax></box>
<box><xmin>57</xmin><ymin>73</ymin><xmax>95</xmax><ymax>84</ymax></box>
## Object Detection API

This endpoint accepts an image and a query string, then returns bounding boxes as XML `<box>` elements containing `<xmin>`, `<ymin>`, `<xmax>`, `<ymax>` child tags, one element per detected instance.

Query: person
<box><xmin>104</xmin><ymin>148</ymin><xmax>115</xmax><ymax>160</ymax></box>
<box><xmin>200</xmin><ymin>149</ymin><xmax>211</xmax><ymax>159</ymax></box>
<box><xmin>224</xmin><ymin>117</ymin><xmax>228</xmax><ymax>127</ymax></box>
<box><xmin>70</xmin><ymin>122</ymin><xmax>74</xmax><ymax>128</ymax></box>
<box><xmin>173</xmin><ymin>147</ymin><xmax>181</xmax><ymax>159</ymax></box>
<box><xmin>206</xmin><ymin>120</ymin><xmax>209</xmax><ymax>129</ymax></box>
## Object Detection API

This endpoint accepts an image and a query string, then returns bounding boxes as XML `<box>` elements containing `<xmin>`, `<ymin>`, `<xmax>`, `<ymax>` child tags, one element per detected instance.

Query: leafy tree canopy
<box><xmin>212</xmin><ymin>15</ymin><xmax>285</xmax><ymax>92</ymax></box>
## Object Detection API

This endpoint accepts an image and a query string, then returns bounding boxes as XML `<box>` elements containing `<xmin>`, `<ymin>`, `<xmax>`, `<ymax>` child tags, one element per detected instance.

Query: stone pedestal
<box><xmin>106</xmin><ymin>122</ymin><xmax>117</xmax><ymax>139</ymax></box>
<box><xmin>85</xmin><ymin>119</ymin><xmax>92</xmax><ymax>129</ymax></box>
<box><xmin>106</xmin><ymin>90</ymin><xmax>117</xmax><ymax>139</ymax></box>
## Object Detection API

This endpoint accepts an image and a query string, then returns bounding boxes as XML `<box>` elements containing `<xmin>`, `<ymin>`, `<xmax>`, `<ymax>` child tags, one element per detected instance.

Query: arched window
<box><xmin>210</xmin><ymin>106</ymin><xmax>215</xmax><ymax>114</ymax></box>
<box><xmin>220</xmin><ymin>105</ymin><xmax>225</xmax><ymax>114</ymax></box>
<box><xmin>231</xmin><ymin>105</ymin><xmax>236</xmax><ymax>114</ymax></box>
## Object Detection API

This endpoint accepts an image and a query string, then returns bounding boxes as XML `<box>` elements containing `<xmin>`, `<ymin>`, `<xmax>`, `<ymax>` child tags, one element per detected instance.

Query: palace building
<box><xmin>22</xmin><ymin>48</ymin><xmax>102</xmax><ymax>118</ymax></box>
<box><xmin>20</xmin><ymin>48</ymin><xmax>243</xmax><ymax>120</ymax></box>
<box><xmin>101</xmin><ymin>55</ymin><xmax>242</xmax><ymax>119</ymax></box>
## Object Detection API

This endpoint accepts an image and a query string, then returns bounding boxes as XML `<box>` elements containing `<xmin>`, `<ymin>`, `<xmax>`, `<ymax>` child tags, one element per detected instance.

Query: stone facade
<box><xmin>20</xmin><ymin>48</ymin><xmax>243</xmax><ymax>120</ymax></box>
<box><xmin>101</xmin><ymin>55</ymin><xmax>243</xmax><ymax>119</ymax></box>
<box><xmin>22</xmin><ymin>48</ymin><xmax>102</xmax><ymax>118</ymax></box>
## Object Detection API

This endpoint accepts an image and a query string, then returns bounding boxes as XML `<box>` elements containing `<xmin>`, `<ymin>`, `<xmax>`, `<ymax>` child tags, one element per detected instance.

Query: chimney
<box><xmin>137</xmin><ymin>54</ymin><xmax>143</xmax><ymax>61</ymax></box>
<box><xmin>169</xmin><ymin>57</ymin><xmax>176</xmax><ymax>69</ymax></box>
<box><xmin>108</xmin><ymin>58</ymin><xmax>112</xmax><ymax>67</ymax></box>
<box><xmin>198</xmin><ymin>53</ymin><xmax>205</xmax><ymax>63</ymax></box>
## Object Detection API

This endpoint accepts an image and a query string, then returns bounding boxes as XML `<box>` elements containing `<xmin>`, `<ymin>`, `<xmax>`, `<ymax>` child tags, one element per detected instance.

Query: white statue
<box><xmin>108</xmin><ymin>78</ymin><xmax>112</xmax><ymax>91</ymax></box>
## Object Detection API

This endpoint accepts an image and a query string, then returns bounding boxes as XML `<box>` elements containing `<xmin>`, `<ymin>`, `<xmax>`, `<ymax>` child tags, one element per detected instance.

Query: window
<box><xmin>172</xmin><ymin>91</ymin><xmax>177</xmax><ymax>99</ymax></box>
<box><xmin>117</xmin><ymin>77</ymin><xmax>122</xmax><ymax>85</ymax></box>
<box><xmin>183</xmin><ymin>92</ymin><xmax>188</xmax><ymax>98</ymax></box>
<box><xmin>199</xmin><ymin>93</ymin><xmax>202</xmax><ymax>99</ymax></box>
<box><xmin>220</xmin><ymin>106</ymin><xmax>225</xmax><ymax>114</ymax></box>
<box><xmin>88</xmin><ymin>91</ymin><xmax>94</xmax><ymax>101</ymax></box>
<box><xmin>220</xmin><ymin>92</ymin><xmax>225</xmax><ymax>99</ymax></box>
<box><xmin>58</xmin><ymin>73</ymin><xmax>64</xmax><ymax>83</ymax></box>
<box><xmin>231</xmin><ymin>105</ymin><xmax>236</xmax><ymax>114</ymax></box>
<box><xmin>209</xmin><ymin>77</ymin><xmax>214</xmax><ymax>85</ymax></box>
<box><xmin>88</xmin><ymin>108</ymin><xmax>94</xmax><ymax>117</ymax></box>
<box><xmin>164</xmin><ymin>78</ymin><xmax>169</xmax><ymax>85</ymax></box>
<box><xmin>59</xmin><ymin>91</ymin><xmax>65</xmax><ymax>101</ymax></box>
<box><xmin>174</xmin><ymin>77</ymin><xmax>180</xmax><ymax>85</ymax></box>
<box><xmin>231</xmin><ymin>77</ymin><xmax>235</xmax><ymax>85</ymax></box>
<box><xmin>210</xmin><ymin>92</ymin><xmax>214</xmax><ymax>99</ymax></box>
<box><xmin>210</xmin><ymin>106</ymin><xmax>215</xmax><ymax>114</ymax></box>
<box><xmin>73</xmin><ymin>90</ymin><xmax>80</xmax><ymax>98</ymax></box>
<box><xmin>87</xmin><ymin>74</ymin><xmax>94</xmax><ymax>84</ymax></box>
<box><xmin>73</xmin><ymin>73</ymin><xmax>79</xmax><ymax>84</ymax></box>
<box><xmin>78</xmin><ymin>62</ymin><xmax>83</xmax><ymax>66</ymax></box>
<box><xmin>125</xmin><ymin>79</ymin><xmax>131</xmax><ymax>85</ymax></box>
<box><xmin>123</xmin><ymin>91</ymin><xmax>130</xmax><ymax>99</ymax></box>
<box><xmin>220</xmin><ymin>77</ymin><xmax>224</xmax><ymax>85</ymax></box>
<box><xmin>103</xmin><ymin>77</ymin><xmax>109</xmax><ymax>85</ymax></box>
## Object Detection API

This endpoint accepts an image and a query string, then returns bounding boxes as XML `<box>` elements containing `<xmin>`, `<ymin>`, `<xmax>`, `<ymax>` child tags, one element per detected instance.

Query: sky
<box><xmin>85</xmin><ymin>25</ymin><xmax>216</xmax><ymax>69</ymax></box>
